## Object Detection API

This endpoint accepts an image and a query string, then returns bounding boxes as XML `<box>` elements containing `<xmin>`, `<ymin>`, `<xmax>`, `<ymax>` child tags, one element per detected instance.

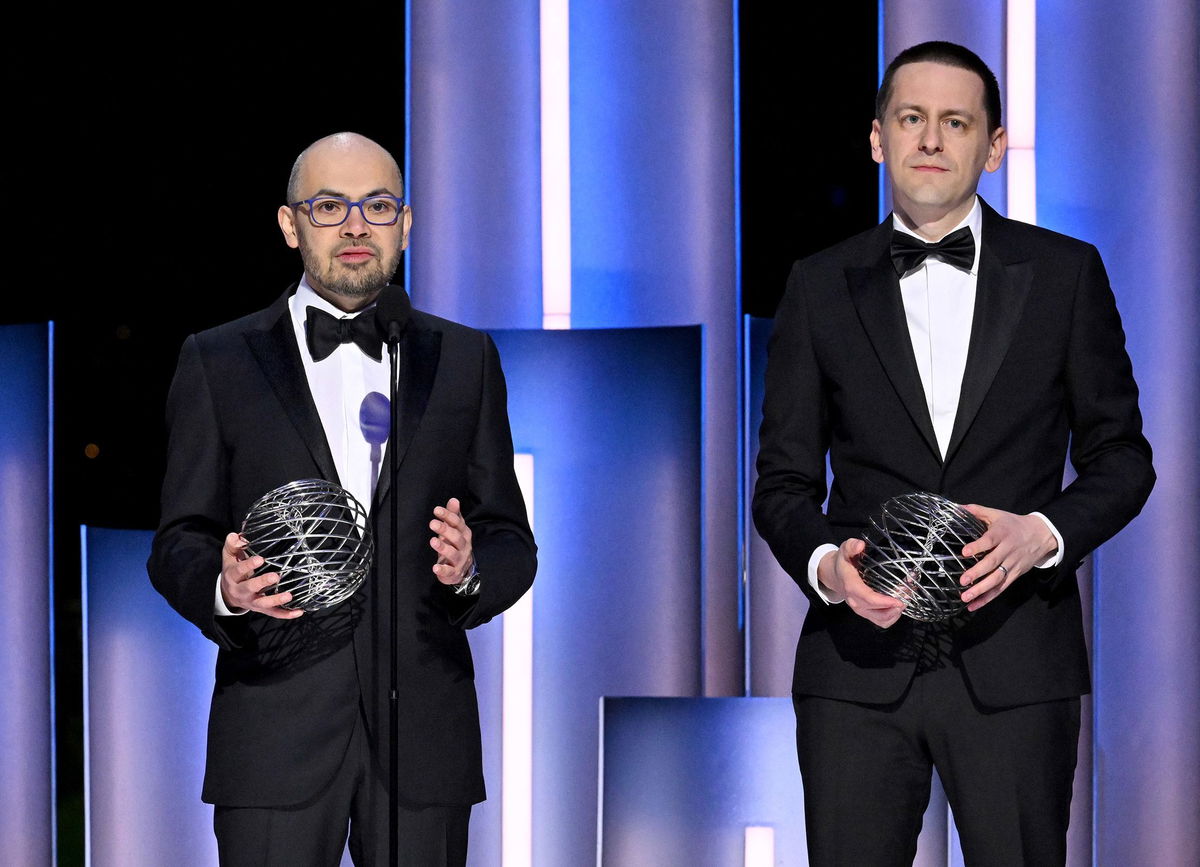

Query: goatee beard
<box><xmin>300</xmin><ymin>239</ymin><xmax>402</xmax><ymax>300</ymax></box>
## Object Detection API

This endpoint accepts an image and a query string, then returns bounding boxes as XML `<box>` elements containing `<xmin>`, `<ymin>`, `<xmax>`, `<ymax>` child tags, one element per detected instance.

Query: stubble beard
<box><xmin>298</xmin><ymin>234</ymin><xmax>403</xmax><ymax>301</ymax></box>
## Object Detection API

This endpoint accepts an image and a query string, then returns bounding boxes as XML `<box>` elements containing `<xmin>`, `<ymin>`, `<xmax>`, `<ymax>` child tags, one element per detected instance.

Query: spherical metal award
<box><xmin>240</xmin><ymin>479</ymin><xmax>373</xmax><ymax>612</ymax></box>
<box><xmin>860</xmin><ymin>492</ymin><xmax>988</xmax><ymax>622</ymax></box>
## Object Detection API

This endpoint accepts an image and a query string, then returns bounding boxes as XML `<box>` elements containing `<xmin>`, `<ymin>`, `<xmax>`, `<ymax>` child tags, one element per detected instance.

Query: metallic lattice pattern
<box><xmin>240</xmin><ymin>479</ymin><xmax>373</xmax><ymax>611</ymax></box>
<box><xmin>860</xmin><ymin>492</ymin><xmax>987</xmax><ymax>622</ymax></box>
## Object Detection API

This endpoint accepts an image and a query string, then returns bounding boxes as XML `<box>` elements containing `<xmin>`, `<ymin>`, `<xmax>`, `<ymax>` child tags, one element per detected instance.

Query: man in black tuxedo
<box><xmin>148</xmin><ymin>132</ymin><xmax>536</xmax><ymax>865</ymax></box>
<box><xmin>753</xmin><ymin>42</ymin><xmax>1153</xmax><ymax>865</ymax></box>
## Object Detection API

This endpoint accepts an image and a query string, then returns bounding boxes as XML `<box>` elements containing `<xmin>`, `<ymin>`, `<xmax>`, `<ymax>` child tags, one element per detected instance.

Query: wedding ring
<box><xmin>997</xmin><ymin>565</ymin><xmax>1010</xmax><ymax>578</ymax></box>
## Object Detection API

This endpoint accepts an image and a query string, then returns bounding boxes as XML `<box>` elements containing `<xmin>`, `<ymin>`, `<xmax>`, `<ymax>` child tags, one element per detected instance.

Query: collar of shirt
<box><xmin>288</xmin><ymin>276</ymin><xmax>380</xmax><ymax>347</ymax></box>
<box><xmin>288</xmin><ymin>276</ymin><xmax>390</xmax><ymax>511</ymax></box>
<box><xmin>891</xmin><ymin>195</ymin><xmax>984</xmax><ymax>276</ymax></box>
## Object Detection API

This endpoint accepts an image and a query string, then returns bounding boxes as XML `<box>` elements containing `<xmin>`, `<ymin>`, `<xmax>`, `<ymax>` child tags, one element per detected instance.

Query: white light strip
<box><xmin>540</xmin><ymin>0</ymin><xmax>572</xmax><ymax>329</ymax></box>
<box><xmin>1006</xmin><ymin>0</ymin><xmax>1037</xmax><ymax>224</ymax></box>
<box><xmin>503</xmin><ymin>453</ymin><xmax>536</xmax><ymax>866</ymax></box>
<box><xmin>744</xmin><ymin>825</ymin><xmax>775</xmax><ymax>867</ymax></box>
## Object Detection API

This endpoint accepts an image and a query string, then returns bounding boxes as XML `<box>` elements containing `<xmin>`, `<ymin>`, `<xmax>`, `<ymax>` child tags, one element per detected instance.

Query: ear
<box><xmin>277</xmin><ymin>204</ymin><xmax>300</xmax><ymax>249</ymax></box>
<box><xmin>869</xmin><ymin>119</ymin><xmax>885</xmax><ymax>165</ymax></box>
<box><xmin>984</xmin><ymin>125</ymin><xmax>1008</xmax><ymax>174</ymax></box>
<box><xmin>399</xmin><ymin>205</ymin><xmax>413</xmax><ymax>251</ymax></box>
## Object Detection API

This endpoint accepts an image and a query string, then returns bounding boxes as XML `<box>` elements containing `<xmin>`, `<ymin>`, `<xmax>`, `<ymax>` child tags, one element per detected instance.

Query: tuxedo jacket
<box><xmin>148</xmin><ymin>285</ymin><xmax>536</xmax><ymax>808</ymax></box>
<box><xmin>753</xmin><ymin>201</ymin><xmax>1154</xmax><ymax>709</ymax></box>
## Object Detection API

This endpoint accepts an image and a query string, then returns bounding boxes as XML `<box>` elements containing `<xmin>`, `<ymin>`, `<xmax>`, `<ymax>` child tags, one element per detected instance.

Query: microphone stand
<box><xmin>386</xmin><ymin>330</ymin><xmax>401</xmax><ymax>867</ymax></box>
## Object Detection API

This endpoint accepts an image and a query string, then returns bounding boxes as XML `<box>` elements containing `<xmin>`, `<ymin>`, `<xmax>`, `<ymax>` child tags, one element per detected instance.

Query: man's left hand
<box><xmin>957</xmin><ymin>504</ymin><xmax>1058</xmax><ymax>612</ymax></box>
<box><xmin>430</xmin><ymin>497</ymin><xmax>475</xmax><ymax>586</ymax></box>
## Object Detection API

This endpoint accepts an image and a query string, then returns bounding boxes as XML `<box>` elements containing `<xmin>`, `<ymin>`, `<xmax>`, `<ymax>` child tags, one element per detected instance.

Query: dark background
<box><xmin>4</xmin><ymin>5</ymin><xmax>875</xmax><ymax>862</ymax></box>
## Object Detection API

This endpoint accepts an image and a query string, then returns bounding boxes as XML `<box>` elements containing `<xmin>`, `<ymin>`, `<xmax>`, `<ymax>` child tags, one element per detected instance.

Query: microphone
<box><xmin>359</xmin><ymin>392</ymin><xmax>390</xmax><ymax>501</ymax></box>
<box><xmin>373</xmin><ymin>284</ymin><xmax>412</xmax><ymax>346</ymax></box>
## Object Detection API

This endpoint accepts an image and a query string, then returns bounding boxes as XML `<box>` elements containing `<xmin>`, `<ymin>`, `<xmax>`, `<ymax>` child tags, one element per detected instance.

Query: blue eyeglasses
<box><xmin>290</xmin><ymin>195</ymin><xmax>406</xmax><ymax>227</ymax></box>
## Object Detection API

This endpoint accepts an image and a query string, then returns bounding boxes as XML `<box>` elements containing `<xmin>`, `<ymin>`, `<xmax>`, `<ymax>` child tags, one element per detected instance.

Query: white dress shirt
<box><xmin>215</xmin><ymin>277</ymin><xmax>390</xmax><ymax>616</ymax></box>
<box><xmin>808</xmin><ymin>197</ymin><xmax>1063</xmax><ymax>603</ymax></box>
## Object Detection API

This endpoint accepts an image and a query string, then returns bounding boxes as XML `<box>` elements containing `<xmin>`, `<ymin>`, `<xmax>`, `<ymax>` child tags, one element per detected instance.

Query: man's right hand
<box><xmin>220</xmin><ymin>533</ymin><xmax>303</xmax><ymax>619</ymax></box>
<box><xmin>817</xmin><ymin>538</ymin><xmax>905</xmax><ymax>628</ymax></box>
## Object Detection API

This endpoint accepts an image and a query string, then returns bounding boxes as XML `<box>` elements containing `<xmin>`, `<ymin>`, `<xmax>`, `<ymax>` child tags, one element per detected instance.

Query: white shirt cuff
<box><xmin>807</xmin><ymin>543</ymin><xmax>844</xmax><ymax>604</ymax></box>
<box><xmin>214</xmin><ymin>572</ymin><xmax>248</xmax><ymax>617</ymax></box>
<box><xmin>1029</xmin><ymin>512</ymin><xmax>1065</xmax><ymax>569</ymax></box>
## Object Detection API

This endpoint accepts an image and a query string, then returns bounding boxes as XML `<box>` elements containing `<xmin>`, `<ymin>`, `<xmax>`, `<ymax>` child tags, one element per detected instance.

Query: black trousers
<box><xmin>794</xmin><ymin>649</ymin><xmax>1080</xmax><ymax>867</ymax></box>
<box><xmin>213</xmin><ymin>711</ymin><xmax>470</xmax><ymax>867</ymax></box>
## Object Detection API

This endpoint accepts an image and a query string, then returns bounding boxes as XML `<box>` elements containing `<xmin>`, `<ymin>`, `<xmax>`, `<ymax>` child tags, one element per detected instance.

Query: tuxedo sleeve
<box><xmin>437</xmin><ymin>333</ymin><xmax>537</xmax><ymax>627</ymax></box>
<box><xmin>752</xmin><ymin>262</ymin><xmax>837</xmax><ymax>603</ymax></box>
<box><xmin>1036</xmin><ymin>245</ymin><xmax>1154</xmax><ymax>584</ymax></box>
<box><xmin>147</xmin><ymin>334</ymin><xmax>250</xmax><ymax>650</ymax></box>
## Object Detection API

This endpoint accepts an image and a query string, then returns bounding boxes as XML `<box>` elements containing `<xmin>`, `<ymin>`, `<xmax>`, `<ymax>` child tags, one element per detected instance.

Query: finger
<box><xmin>430</xmin><ymin>535</ymin><xmax>464</xmax><ymax>561</ymax></box>
<box><xmin>429</xmin><ymin>518</ymin><xmax>466</xmax><ymax>549</ymax></box>
<box><xmin>961</xmin><ymin>503</ymin><xmax>996</xmax><ymax>523</ymax></box>
<box><xmin>842</xmin><ymin>537</ymin><xmax>867</xmax><ymax>558</ymax></box>
<box><xmin>434</xmin><ymin>498</ymin><xmax>464</xmax><ymax>525</ymax></box>
<box><xmin>961</xmin><ymin>545</ymin><xmax>1014</xmax><ymax>585</ymax></box>
<box><xmin>961</xmin><ymin>567</ymin><xmax>1009</xmax><ymax>603</ymax></box>
<box><xmin>965</xmin><ymin>583</ymin><xmax>1003</xmax><ymax>612</ymax></box>
<box><xmin>227</xmin><ymin>554</ymin><xmax>268</xmax><ymax>585</ymax></box>
<box><xmin>863</xmin><ymin>606</ymin><xmax>904</xmax><ymax>629</ymax></box>
<box><xmin>248</xmin><ymin>571</ymin><xmax>283</xmax><ymax>596</ymax></box>
<box><xmin>961</xmin><ymin>529</ymin><xmax>1001</xmax><ymax>560</ymax></box>
<box><xmin>432</xmin><ymin>506</ymin><xmax>462</xmax><ymax>528</ymax></box>
<box><xmin>222</xmin><ymin>533</ymin><xmax>250</xmax><ymax>565</ymax></box>
<box><xmin>432</xmin><ymin>562</ymin><xmax>464</xmax><ymax>585</ymax></box>
<box><xmin>253</xmin><ymin>594</ymin><xmax>304</xmax><ymax>619</ymax></box>
<box><xmin>847</xmin><ymin>589</ymin><xmax>906</xmax><ymax>617</ymax></box>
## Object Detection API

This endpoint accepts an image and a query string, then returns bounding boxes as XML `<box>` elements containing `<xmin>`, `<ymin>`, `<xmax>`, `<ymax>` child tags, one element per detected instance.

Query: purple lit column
<box><xmin>1038</xmin><ymin>3</ymin><xmax>1200</xmax><ymax>864</ymax></box>
<box><xmin>407</xmin><ymin>0</ymin><xmax>542</xmax><ymax>329</ymax></box>
<box><xmin>569</xmin><ymin>0</ymin><xmax>741</xmax><ymax>696</ymax></box>
<box><xmin>0</xmin><ymin>323</ymin><xmax>54</xmax><ymax>865</ymax></box>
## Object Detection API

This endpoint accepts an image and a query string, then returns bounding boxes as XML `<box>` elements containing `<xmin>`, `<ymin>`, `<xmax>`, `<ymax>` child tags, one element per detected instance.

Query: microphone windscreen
<box><xmin>359</xmin><ymin>392</ymin><xmax>391</xmax><ymax>445</ymax></box>
<box><xmin>373</xmin><ymin>284</ymin><xmax>412</xmax><ymax>343</ymax></box>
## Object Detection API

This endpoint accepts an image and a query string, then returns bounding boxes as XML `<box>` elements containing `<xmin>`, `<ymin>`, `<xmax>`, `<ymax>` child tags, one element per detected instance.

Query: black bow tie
<box><xmin>890</xmin><ymin>226</ymin><xmax>975</xmax><ymax>275</ymax></box>
<box><xmin>305</xmin><ymin>306</ymin><xmax>382</xmax><ymax>362</ymax></box>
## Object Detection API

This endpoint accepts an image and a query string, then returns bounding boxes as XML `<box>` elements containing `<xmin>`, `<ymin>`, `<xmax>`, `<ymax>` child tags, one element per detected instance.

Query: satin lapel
<box><xmin>243</xmin><ymin>298</ymin><xmax>341</xmax><ymax>485</ymax></box>
<box><xmin>846</xmin><ymin>229</ymin><xmax>941</xmax><ymax>460</ymax></box>
<box><xmin>372</xmin><ymin>323</ymin><xmax>442</xmax><ymax>510</ymax></box>
<box><xmin>944</xmin><ymin>213</ymin><xmax>1034</xmax><ymax>462</ymax></box>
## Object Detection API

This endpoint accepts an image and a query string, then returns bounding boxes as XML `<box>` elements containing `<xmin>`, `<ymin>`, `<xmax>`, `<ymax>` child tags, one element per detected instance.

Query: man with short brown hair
<box><xmin>754</xmin><ymin>42</ymin><xmax>1153</xmax><ymax>865</ymax></box>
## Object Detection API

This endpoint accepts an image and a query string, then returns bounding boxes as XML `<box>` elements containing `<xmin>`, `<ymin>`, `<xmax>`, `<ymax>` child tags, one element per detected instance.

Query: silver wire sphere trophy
<box><xmin>240</xmin><ymin>479</ymin><xmax>373</xmax><ymax>612</ymax></box>
<box><xmin>860</xmin><ymin>492</ymin><xmax>988</xmax><ymax>622</ymax></box>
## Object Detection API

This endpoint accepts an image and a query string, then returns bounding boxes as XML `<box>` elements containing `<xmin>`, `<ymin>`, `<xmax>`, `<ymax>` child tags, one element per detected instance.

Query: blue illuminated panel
<box><xmin>474</xmin><ymin>327</ymin><xmax>703</xmax><ymax>867</ymax></box>
<box><xmin>83</xmin><ymin>527</ymin><xmax>217</xmax><ymax>864</ymax></box>
<box><xmin>0</xmin><ymin>324</ymin><xmax>53</xmax><ymax>864</ymax></box>
<box><xmin>600</xmin><ymin>698</ymin><xmax>805</xmax><ymax>863</ymax></box>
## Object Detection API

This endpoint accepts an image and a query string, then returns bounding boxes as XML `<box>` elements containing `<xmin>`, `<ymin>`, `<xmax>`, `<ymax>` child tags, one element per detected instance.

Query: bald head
<box><xmin>286</xmin><ymin>132</ymin><xmax>404</xmax><ymax>204</ymax></box>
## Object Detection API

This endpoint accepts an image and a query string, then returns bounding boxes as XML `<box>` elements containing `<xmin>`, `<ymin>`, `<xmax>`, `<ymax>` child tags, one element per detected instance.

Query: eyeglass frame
<box><xmin>288</xmin><ymin>194</ymin><xmax>407</xmax><ymax>227</ymax></box>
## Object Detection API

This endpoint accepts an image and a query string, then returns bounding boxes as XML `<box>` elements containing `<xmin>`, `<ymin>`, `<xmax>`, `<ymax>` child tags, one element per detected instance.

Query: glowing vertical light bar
<box><xmin>81</xmin><ymin>526</ymin><xmax>92</xmax><ymax>867</ymax></box>
<box><xmin>744</xmin><ymin>825</ymin><xmax>775</xmax><ymax>866</ymax></box>
<box><xmin>503</xmin><ymin>453</ymin><xmax>535</xmax><ymax>865</ymax></box>
<box><xmin>540</xmin><ymin>0</ymin><xmax>572</xmax><ymax>329</ymax></box>
<box><xmin>1006</xmin><ymin>0</ymin><xmax>1037</xmax><ymax>224</ymax></box>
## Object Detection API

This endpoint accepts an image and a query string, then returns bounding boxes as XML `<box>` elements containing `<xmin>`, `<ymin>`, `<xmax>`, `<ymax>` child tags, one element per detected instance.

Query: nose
<box><xmin>341</xmin><ymin>203</ymin><xmax>371</xmax><ymax>238</ymax></box>
<box><xmin>918</xmin><ymin>122</ymin><xmax>943</xmax><ymax>153</ymax></box>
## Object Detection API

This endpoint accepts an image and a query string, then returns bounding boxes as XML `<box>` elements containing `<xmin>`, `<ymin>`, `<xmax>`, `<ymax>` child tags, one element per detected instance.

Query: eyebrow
<box><xmin>893</xmin><ymin>102</ymin><xmax>979</xmax><ymax>121</ymax></box>
<box><xmin>309</xmin><ymin>187</ymin><xmax>399</xmax><ymax>199</ymax></box>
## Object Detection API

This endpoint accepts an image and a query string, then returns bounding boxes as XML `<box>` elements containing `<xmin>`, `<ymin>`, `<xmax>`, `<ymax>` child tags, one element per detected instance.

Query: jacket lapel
<box><xmin>243</xmin><ymin>289</ymin><xmax>341</xmax><ymax>486</ymax></box>
<box><xmin>943</xmin><ymin>205</ymin><xmax>1034</xmax><ymax>462</ymax></box>
<box><xmin>847</xmin><ymin>222</ymin><xmax>942</xmax><ymax>460</ymax></box>
<box><xmin>372</xmin><ymin>321</ymin><xmax>442</xmax><ymax>510</ymax></box>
